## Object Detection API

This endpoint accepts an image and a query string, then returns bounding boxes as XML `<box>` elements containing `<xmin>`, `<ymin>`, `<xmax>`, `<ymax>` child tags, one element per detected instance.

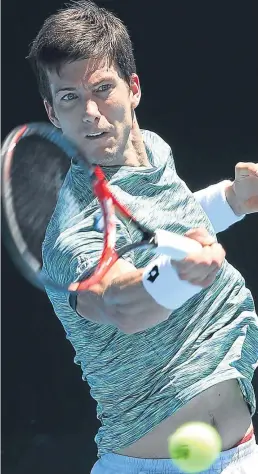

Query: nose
<box><xmin>82</xmin><ymin>99</ymin><xmax>101</xmax><ymax>123</ymax></box>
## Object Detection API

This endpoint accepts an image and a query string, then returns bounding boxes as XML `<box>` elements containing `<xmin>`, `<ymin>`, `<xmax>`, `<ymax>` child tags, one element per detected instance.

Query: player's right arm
<box><xmin>76</xmin><ymin>257</ymin><xmax>172</xmax><ymax>334</ymax></box>
<box><xmin>76</xmin><ymin>228</ymin><xmax>225</xmax><ymax>334</ymax></box>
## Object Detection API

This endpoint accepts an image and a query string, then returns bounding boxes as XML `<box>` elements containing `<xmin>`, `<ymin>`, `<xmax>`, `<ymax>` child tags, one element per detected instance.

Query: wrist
<box><xmin>224</xmin><ymin>181</ymin><xmax>245</xmax><ymax>217</ymax></box>
<box><xmin>142</xmin><ymin>255</ymin><xmax>202</xmax><ymax>310</ymax></box>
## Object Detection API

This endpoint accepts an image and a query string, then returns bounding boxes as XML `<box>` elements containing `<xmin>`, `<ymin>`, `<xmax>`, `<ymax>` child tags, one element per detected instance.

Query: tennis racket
<box><xmin>1</xmin><ymin>122</ymin><xmax>202</xmax><ymax>293</ymax></box>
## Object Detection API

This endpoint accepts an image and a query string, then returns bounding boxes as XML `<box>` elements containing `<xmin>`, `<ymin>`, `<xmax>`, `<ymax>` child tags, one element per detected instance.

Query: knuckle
<box><xmin>203</xmin><ymin>257</ymin><xmax>213</xmax><ymax>267</ymax></box>
<box><xmin>211</xmin><ymin>256</ymin><xmax>220</xmax><ymax>267</ymax></box>
<box><xmin>199</xmin><ymin>253</ymin><xmax>212</xmax><ymax>267</ymax></box>
<box><xmin>216</xmin><ymin>246</ymin><xmax>226</xmax><ymax>262</ymax></box>
<box><xmin>212</xmin><ymin>243</ymin><xmax>225</xmax><ymax>258</ymax></box>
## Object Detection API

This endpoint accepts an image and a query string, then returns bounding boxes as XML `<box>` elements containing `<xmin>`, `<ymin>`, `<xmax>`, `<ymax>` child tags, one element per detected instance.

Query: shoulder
<box><xmin>42</xmin><ymin>166</ymin><xmax>101</xmax><ymax>285</ymax></box>
<box><xmin>142</xmin><ymin>129</ymin><xmax>171</xmax><ymax>149</ymax></box>
<box><xmin>141</xmin><ymin>129</ymin><xmax>175</xmax><ymax>168</ymax></box>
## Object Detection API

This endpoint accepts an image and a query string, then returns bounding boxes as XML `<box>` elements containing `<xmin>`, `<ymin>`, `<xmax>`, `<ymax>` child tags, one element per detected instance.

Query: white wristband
<box><xmin>194</xmin><ymin>180</ymin><xmax>245</xmax><ymax>233</ymax></box>
<box><xmin>142</xmin><ymin>255</ymin><xmax>202</xmax><ymax>310</ymax></box>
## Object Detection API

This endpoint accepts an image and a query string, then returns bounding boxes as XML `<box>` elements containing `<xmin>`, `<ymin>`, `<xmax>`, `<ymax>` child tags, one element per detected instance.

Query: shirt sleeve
<box><xmin>193</xmin><ymin>180</ymin><xmax>245</xmax><ymax>233</ymax></box>
<box><xmin>42</xmin><ymin>213</ymin><xmax>135</xmax><ymax>311</ymax></box>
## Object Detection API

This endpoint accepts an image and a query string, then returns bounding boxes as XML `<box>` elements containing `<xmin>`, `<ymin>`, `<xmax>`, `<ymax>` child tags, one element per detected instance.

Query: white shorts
<box><xmin>91</xmin><ymin>435</ymin><xmax>258</xmax><ymax>473</ymax></box>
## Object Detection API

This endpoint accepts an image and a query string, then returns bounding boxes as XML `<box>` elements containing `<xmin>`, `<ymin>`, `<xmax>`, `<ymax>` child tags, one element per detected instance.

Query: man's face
<box><xmin>45</xmin><ymin>59</ymin><xmax>141</xmax><ymax>166</ymax></box>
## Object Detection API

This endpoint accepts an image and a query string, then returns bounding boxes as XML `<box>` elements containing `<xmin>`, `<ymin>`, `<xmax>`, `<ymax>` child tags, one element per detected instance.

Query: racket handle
<box><xmin>154</xmin><ymin>229</ymin><xmax>202</xmax><ymax>260</ymax></box>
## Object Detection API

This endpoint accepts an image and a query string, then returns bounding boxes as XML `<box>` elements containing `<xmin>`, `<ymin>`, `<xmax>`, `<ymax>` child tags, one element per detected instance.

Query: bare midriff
<box><xmin>116</xmin><ymin>379</ymin><xmax>253</xmax><ymax>458</ymax></box>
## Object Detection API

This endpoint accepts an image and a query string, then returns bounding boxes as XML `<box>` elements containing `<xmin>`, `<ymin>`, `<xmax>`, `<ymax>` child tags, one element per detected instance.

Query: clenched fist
<box><xmin>171</xmin><ymin>228</ymin><xmax>226</xmax><ymax>288</ymax></box>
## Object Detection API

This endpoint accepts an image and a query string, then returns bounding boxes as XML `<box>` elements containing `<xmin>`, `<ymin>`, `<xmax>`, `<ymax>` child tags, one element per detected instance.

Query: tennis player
<box><xmin>28</xmin><ymin>1</ymin><xmax>258</xmax><ymax>472</ymax></box>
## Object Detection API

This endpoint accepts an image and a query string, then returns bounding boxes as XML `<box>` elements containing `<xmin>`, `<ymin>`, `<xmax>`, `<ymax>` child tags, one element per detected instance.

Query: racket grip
<box><xmin>154</xmin><ymin>229</ymin><xmax>202</xmax><ymax>260</ymax></box>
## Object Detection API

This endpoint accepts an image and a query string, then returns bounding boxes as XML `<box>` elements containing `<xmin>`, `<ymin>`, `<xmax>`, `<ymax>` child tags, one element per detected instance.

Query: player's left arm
<box><xmin>194</xmin><ymin>162</ymin><xmax>258</xmax><ymax>233</ymax></box>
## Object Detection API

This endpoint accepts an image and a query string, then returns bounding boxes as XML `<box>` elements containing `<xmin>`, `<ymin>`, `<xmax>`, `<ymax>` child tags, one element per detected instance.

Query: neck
<box><xmin>122</xmin><ymin>116</ymin><xmax>150</xmax><ymax>168</ymax></box>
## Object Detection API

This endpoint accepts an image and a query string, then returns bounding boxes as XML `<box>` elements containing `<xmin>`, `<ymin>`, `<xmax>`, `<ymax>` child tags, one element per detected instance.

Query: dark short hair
<box><xmin>27</xmin><ymin>0</ymin><xmax>136</xmax><ymax>104</ymax></box>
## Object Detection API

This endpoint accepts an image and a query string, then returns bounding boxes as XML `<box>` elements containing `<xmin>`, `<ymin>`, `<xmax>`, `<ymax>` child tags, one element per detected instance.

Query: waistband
<box><xmin>99</xmin><ymin>435</ymin><xmax>257</xmax><ymax>474</ymax></box>
<box><xmin>234</xmin><ymin>428</ymin><xmax>254</xmax><ymax>447</ymax></box>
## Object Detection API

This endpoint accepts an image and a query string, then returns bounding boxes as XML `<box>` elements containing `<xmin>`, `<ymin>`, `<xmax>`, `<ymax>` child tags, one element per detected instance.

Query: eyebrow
<box><xmin>54</xmin><ymin>77</ymin><xmax>115</xmax><ymax>96</ymax></box>
<box><xmin>91</xmin><ymin>76</ymin><xmax>115</xmax><ymax>86</ymax></box>
<box><xmin>54</xmin><ymin>86</ymin><xmax>77</xmax><ymax>96</ymax></box>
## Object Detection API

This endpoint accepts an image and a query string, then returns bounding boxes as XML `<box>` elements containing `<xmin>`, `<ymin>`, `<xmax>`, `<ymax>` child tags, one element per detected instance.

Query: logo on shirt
<box><xmin>76</xmin><ymin>255</ymin><xmax>90</xmax><ymax>275</ymax></box>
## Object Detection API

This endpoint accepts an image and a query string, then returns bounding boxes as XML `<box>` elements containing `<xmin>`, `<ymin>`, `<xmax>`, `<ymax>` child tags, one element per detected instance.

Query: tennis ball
<box><xmin>168</xmin><ymin>422</ymin><xmax>222</xmax><ymax>473</ymax></box>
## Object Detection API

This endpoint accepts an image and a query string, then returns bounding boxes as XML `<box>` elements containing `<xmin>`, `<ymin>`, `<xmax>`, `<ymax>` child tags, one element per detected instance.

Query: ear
<box><xmin>44</xmin><ymin>100</ymin><xmax>61</xmax><ymax>128</ymax></box>
<box><xmin>130</xmin><ymin>74</ymin><xmax>141</xmax><ymax>109</ymax></box>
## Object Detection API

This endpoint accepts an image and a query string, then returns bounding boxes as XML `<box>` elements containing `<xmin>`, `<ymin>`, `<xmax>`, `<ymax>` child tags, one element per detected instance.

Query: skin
<box><xmin>45</xmin><ymin>58</ymin><xmax>149</xmax><ymax>167</ymax></box>
<box><xmin>43</xmin><ymin>57</ymin><xmax>254</xmax><ymax>456</ymax></box>
<box><xmin>43</xmin><ymin>57</ymin><xmax>258</xmax><ymax>325</ymax></box>
<box><xmin>43</xmin><ymin>58</ymin><xmax>225</xmax><ymax>331</ymax></box>
<box><xmin>225</xmin><ymin>162</ymin><xmax>258</xmax><ymax>215</ymax></box>
<box><xmin>44</xmin><ymin>56</ymin><xmax>258</xmax><ymax>215</ymax></box>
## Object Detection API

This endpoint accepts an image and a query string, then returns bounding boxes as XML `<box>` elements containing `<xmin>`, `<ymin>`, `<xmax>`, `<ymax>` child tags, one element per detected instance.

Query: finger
<box><xmin>189</xmin><ymin>242</ymin><xmax>224</xmax><ymax>268</ymax></box>
<box><xmin>173</xmin><ymin>244</ymin><xmax>218</xmax><ymax>272</ymax></box>
<box><xmin>177</xmin><ymin>263</ymin><xmax>212</xmax><ymax>282</ymax></box>
<box><xmin>209</xmin><ymin>242</ymin><xmax>226</xmax><ymax>267</ymax></box>
<box><xmin>174</xmin><ymin>244</ymin><xmax>225</xmax><ymax>281</ymax></box>
<box><xmin>235</xmin><ymin>162</ymin><xmax>258</xmax><ymax>177</ymax></box>
<box><xmin>189</xmin><ymin>267</ymin><xmax>219</xmax><ymax>287</ymax></box>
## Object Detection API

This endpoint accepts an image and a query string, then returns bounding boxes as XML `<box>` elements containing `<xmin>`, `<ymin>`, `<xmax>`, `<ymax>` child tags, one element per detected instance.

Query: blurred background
<box><xmin>2</xmin><ymin>0</ymin><xmax>257</xmax><ymax>473</ymax></box>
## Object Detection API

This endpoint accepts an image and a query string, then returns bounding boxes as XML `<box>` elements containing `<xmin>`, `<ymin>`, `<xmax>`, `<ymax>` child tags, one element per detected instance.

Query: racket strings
<box><xmin>10</xmin><ymin>136</ymin><xmax>70</xmax><ymax>262</ymax></box>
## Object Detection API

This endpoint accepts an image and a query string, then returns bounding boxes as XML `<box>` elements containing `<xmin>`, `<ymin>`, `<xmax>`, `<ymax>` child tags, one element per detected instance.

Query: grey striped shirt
<box><xmin>43</xmin><ymin>130</ymin><xmax>258</xmax><ymax>456</ymax></box>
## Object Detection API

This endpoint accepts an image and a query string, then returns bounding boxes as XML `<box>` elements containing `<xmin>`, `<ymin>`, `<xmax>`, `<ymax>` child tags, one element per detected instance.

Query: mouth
<box><xmin>85</xmin><ymin>131</ymin><xmax>107</xmax><ymax>140</ymax></box>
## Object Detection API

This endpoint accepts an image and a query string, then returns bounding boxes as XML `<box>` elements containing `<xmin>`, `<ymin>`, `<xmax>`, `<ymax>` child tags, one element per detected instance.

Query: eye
<box><xmin>61</xmin><ymin>92</ymin><xmax>78</xmax><ymax>101</ymax></box>
<box><xmin>95</xmin><ymin>84</ymin><xmax>112</xmax><ymax>93</ymax></box>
